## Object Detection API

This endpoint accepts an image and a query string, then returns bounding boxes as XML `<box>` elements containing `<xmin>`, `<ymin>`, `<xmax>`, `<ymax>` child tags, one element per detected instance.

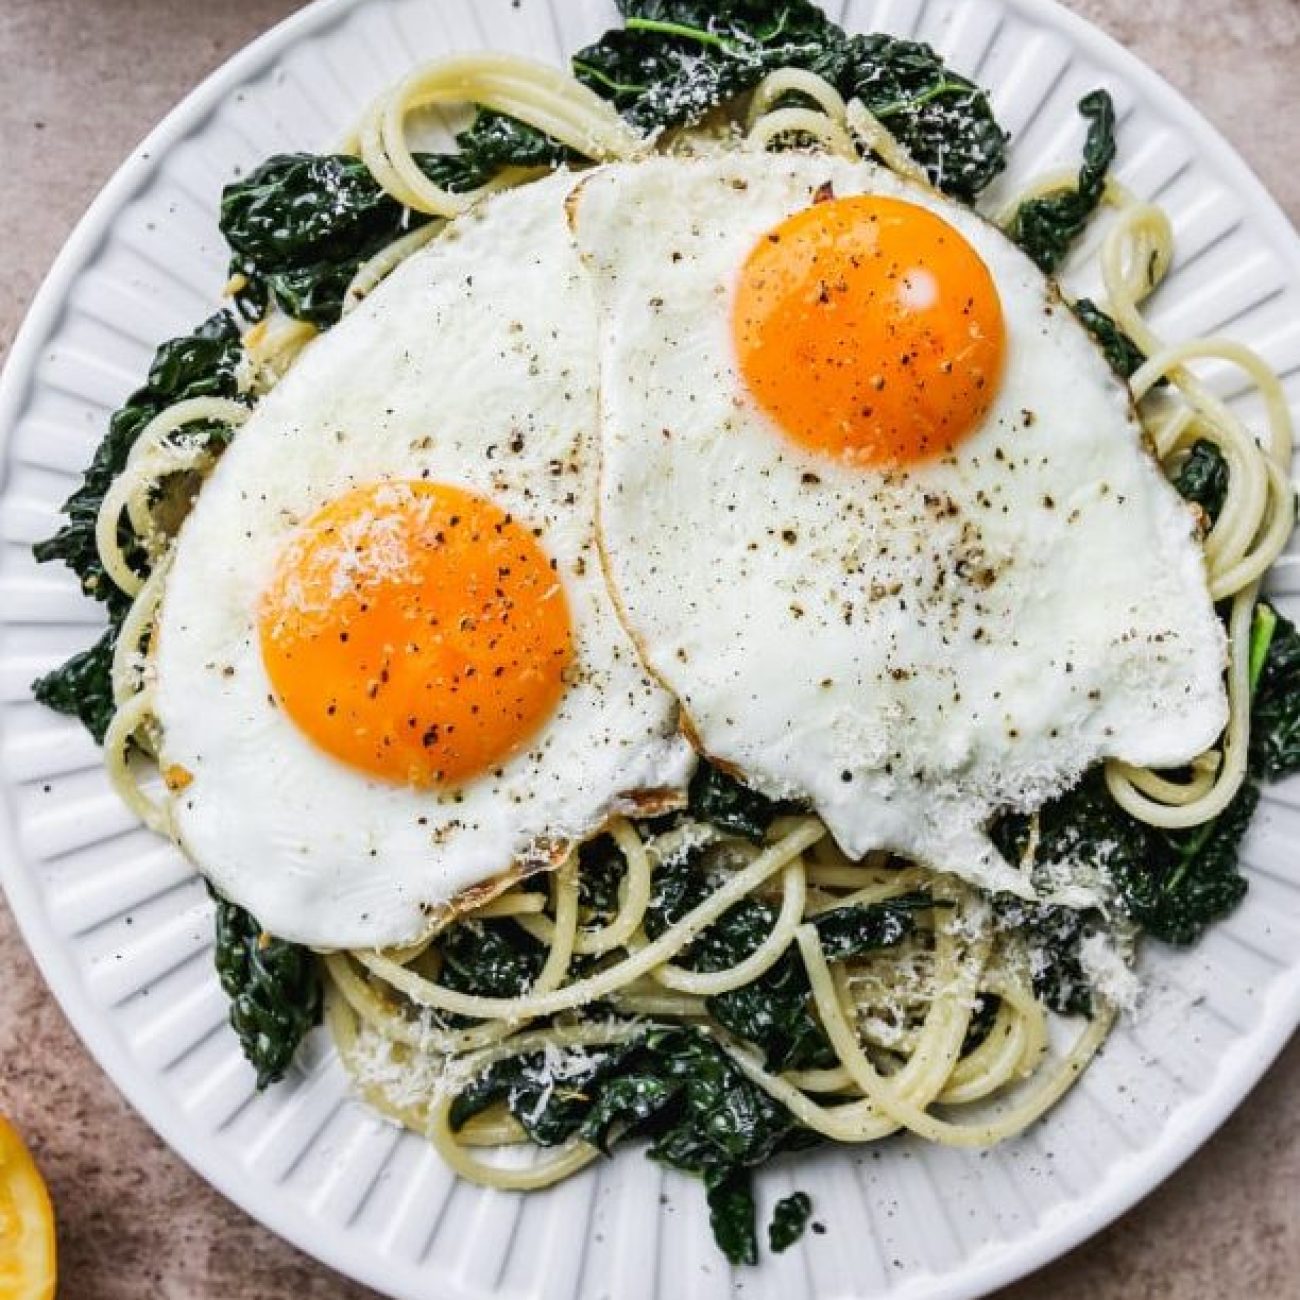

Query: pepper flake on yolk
<box><xmin>734</xmin><ymin>194</ymin><xmax>1006</xmax><ymax>466</ymax></box>
<box><xmin>259</xmin><ymin>480</ymin><xmax>573</xmax><ymax>787</ymax></box>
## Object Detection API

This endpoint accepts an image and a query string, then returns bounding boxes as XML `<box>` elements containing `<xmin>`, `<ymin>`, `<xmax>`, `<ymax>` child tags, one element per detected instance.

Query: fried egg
<box><xmin>572</xmin><ymin>152</ymin><xmax>1227</xmax><ymax>897</ymax></box>
<box><xmin>153</xmin><ymin>171</ymin><xmax>693</xmax><ymax>948</ymax></box>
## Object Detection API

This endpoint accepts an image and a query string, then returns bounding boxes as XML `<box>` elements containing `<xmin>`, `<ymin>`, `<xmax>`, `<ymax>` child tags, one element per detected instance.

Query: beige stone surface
<box><xmin>0</xmin><ymin>1</ymin><xmax>1296</xmax><ymax>1296</ymax></box>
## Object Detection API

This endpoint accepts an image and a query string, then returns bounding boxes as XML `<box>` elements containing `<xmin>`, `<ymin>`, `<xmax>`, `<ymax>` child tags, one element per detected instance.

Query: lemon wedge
<box><xmin>0</xmin><ymin>1115</ymin><xmax>56</xmax><ymax>1300</ymax></box>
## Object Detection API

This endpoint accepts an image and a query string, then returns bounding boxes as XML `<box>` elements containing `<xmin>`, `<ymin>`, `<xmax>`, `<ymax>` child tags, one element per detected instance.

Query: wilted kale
<box><xmin>992</xmin><ymin>895</ymin><xmax>1099</xmax><ymax>1017</ymax></box>
<box><xmin>437</xmin><ymin>919</ymin><xmax>546</xmax><ymax>1000</ymax></box>
<box><xmin>573</xmin><ymin>1</ymin><xmax>837</xmax><ymax>131</ymax></box>
<box><xmin>645</xmin><ymin>851</ymin><xmax>929</xmax><ymax>1070</ymax></box>
<box><xmin>607</xmin><ymin>1026</ymin><xmax>810</xmax><ymax>1266</ymax></box>
<box><xmin>834</xmin><ymin>33</ymin><xmax>1008</xmax><ymax>201</ymax></box>
<box><xmin>415</xmin><ymin>917</ymin><xmax>551</xmax><ymax>1034</ymax></box>
<box><xmin>813</xmin><ymin>893</ymin><xmax>935</xmax><ymax>960</ymax></box>
<box><xmin>445</xmin><ymin>837</ymin><xmax>930</xmax><ymax>1263</ymax></box>
<box><xmin>577</xmin><ymin>833</ymin><xmax>630</xmax><ymax>916</ymax></box>
<box><xmin>1122</xmin><ymin>786</ymin><xmax>1256</xmax><ymax>945</ymax></box>
<box><xmin>645</xmin><ymin>853</ymin><xmax>832</xmax><ymax>1070</ymax></box>
<box><xmin>961</xmin><ymin>992</ymin><xmax>1001</xmax><ymax>1054</ymax></box>
<box><xmin>1171</xmin><ymin>439</ymin><xmax>1230</xmax><ymax>526</ymax></box>
<box><xmin>995</xmin><ymin>769</ymin><xmax>1254</xmax><ymax>950</ymax></box>
<box><xmin>574</xmin><ymin>1</ymin><xmax>1007</xmax><ymax>201</ymax></box>
<box><xmin>992</xmin><ymin>588</ymin><xmax>1300</xmax><ymax>958</ymax></box>
<box><xmin>219</xmin><ymin>4</ymin><xmax>1012</xmax><ymax>330</ymax></box>
<box><xmin>688</xmin><ymin>760</ymin><xmax>782</xmax><ymax>839</ymax></box>
<box><xmin>219</xmin><ymin>119</ymin><xmax>563</xmax><ymax>328</ymax></box>
<box><xmin>1248</xmin><ymin>602</ymin><xmax>1300</xmax><ymax>780</ymax></box>
<box><xmin>1010</xmin><ymin>90</ymin><xmax>1116</xmax><ymax>273</ymax></box>
<box><xmin>31</xmin><ymin>312</ymin><xmax>244</xmax><ymax>742</ymax></box>
<box><xmin>212</xmin><ymin>890</ymin><xmax>321</xmax><ymax>1089</ymax></box>
<box><xmin>1073</xmin><ymin>298</ymin><xmax>1150</xmax><ymax>381</ymax></box>
<box><xmin>31</xmin><ymin>628</ymin><xmax>119</xmax><ymax>746</ymax></box>
<box><xmin>32</xmin><ymin>311</ymin><xmax>242</xmax><ymax>610</ymax></box>
<box><xmin>705</xmin><ymin>1168</ymin><xmax>765</xmax><ymax>1267</ymax></box>
<box><xmin>455</xmin><ymin>109</ymin><xmax>569</xmax><ymax>170</ymax></box>
<box><xmin>449</xmin><ymin>1038</ymin><xmax>638</xmax><ymax>1146</ymax></box>
<box><xmin>768</xmin><ymin>1190</ymin><xmax>814</xmax><ymax>1252</ymax></box>
<box><xmin>708</xmin><ymin>938</ymin><xmax>835</xmax><ymax>1072</ymax></box>
<box><xmin>222</xmin><ymin>154</ymin><xmax>419</xmax><ymax>326</ymax></box>
<box><xmin>450</xmin><ymin>1024</ymin><xmax>804</xmax><ymax>1264</ymax></box>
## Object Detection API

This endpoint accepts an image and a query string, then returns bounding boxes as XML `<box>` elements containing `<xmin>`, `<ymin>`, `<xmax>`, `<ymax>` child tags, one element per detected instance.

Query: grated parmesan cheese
<box><xmin>1078</xmin><ymin>928</ymin><xmax>1141</xmax><ymax>1013</ymax></box>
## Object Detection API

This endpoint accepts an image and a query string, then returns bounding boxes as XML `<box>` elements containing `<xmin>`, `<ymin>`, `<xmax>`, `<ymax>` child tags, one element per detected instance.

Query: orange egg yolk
<box><xmin>259</xmin><ymin>480</ymin><xmax>573</xmax><ymax>788</ymax></box>
<box><xmin>733</xmin><ymin>194</ymin><xmax>1006</xmax><ymax>466</ymax></box>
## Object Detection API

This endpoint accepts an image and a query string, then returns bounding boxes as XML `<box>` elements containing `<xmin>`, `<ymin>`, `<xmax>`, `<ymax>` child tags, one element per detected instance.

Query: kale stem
<box><xmin>571</xmin><ymin>59</ymin><xmax>649</xmax><ymax>97</ymax></box>
<box><xmin>625</xmin><ymin>16</ymin><xmax>732</xmax><ymax>51</ymax></box>
<box><xmin>756</xmin><ymin>11</ymin><xmax>791</xmax><ymax>44</ymax></box>
<box><xmin>1161</xmin><ymin>817</ymin><xmax>1218</xmax><ymax>896</ymax></box>
<box><xmin>1249</xmin><ymin>602</ymin><xmax>1278</xmax><ymax>694</ymax></box>
<box><xmin>868</xmin><ymin>79</ymin><xmax>969</xmax><ymax>118</ymax></box>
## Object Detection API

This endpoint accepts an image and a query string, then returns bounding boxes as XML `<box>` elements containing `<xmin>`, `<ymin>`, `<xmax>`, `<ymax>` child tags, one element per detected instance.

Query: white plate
<box><xmin>2</xmin><ymin>2</ymin><xmax>1299</xmax><ymax>1297</ymax></box>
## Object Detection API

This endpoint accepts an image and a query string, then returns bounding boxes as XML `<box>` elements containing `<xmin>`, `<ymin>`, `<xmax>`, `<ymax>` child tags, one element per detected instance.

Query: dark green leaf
<box><xmin>578</xmin><ymin>1069</ymin><xmax>681</xmax><ymax>1152</ymax></box>
<box><xmin>446</xmin><ymin>1063</ymin><xmax>514</xmax><ymax>1133</ymax></box>
<box><xmin>32</xmin><ymin>312</ymin><xmax>243</xmax><ymax>740</ymax></box>
<box><xmin>688</xmin><ymin>761</ymin><xmax>781</xmax><ymax>839</ymax></box>
<box><xmin>573</xmin><ymin>3</ymin><xmax>1007</xmax><ymax>201</ymax></box>
<box><xmin>1171</xmin><ymin>439</ymin><xmax>1230</xmax><ymax>526</ymax></box>
<box><xmin>31</xmin><ymin>625</ymin><xmax>119</xmax><ymax>744</ymax></box>
<box><xmin>687</xmin><ymin>893</ymin><xmax>777</xmax><ymax>971</ymax></box>
<box><xmin>574</xmin><ymin>1</ymin><xmax>837</xmax><ymax>133</ymax></box>
<box><xmin>32</xmin><ymin>311</ymin><xmax>242</xmax><ymax>608</ymax></box>
<box><xmin>602</xmin><ymin>1027</ymin><xmax>799</xmax><ymax>1250</ymax></box>
<box><xmin>836</xmin><ymin>32</ymin><xmax>1007</xmax><ymax>201</ymax></box>
<box><xmin>574</xmin><ymin>27</ymin><xmax>748</xmax><ymax>129</ymax></box>
<box><xmin>218</xmin><ymin>123</ymin><xmax>568</xmax><ymax>329</ymax></box>
<box><xmin>211</xmin><ymin>890</ymin><xmax>321</xmax><ymax>1089</ymax></box>
<box><xmin>1123</xmin><ymin>784</ymin><xmax>1256</xmax><ymax>944</ymax></box>
<box><xmin>993</xmin><ymin>895</ymin><xmax>1096</xmax><ymax>1016</ymax></box>
<box><xmin>996</xmin><ymin>768</ymin><xmax>1254</xmax><ymax>952</ymax></box>
<box><xmin>706</xmin><ymin>1167</ymin><xmax>759</xmax><ymax>1266</ymax></box>
<box><xmin>221</xmin><ymin>154</ymin><xmax>399</xmax><ymax>272</ymax></box>
<box><xmin>768</xmin><ymin>1190</ymin><xmax>813</xmax><ymax>1252</ymax></box>
<box><xmin>1010</xmin><ymin>90</ymin><xmax>1116</xmax><ymax>273</ymax></box>
<box><xmin>708</xmin><ymin>945</ymin><xmax>834</xmax><ymax>1072</ymax></box>
<box><xmin>1072</xmin><ymin>298</ymin><xmax>1151</xmax><ymax>381</ymax></box>
<box><xmin>455</xmin><ymin>110</ymin><xmax>569</xmax><ymax>170</ymax></box>
<box><xmin>644</xmin><ymin>853</ymin><xmax>710</xmax><ymax>938</ymax></box>
<box><xmin>642</xmin><ymin>1028</ymin><xmax>795</xmax><ymax>1170</ymax></box>
<box><xmin>811</xmin><ymin>892</ymin><xmax>932</xmax><ymax>960</ymax></box>
<box><xmin>961</xmin><ymin>993</ymin><xmax>1001</xmax><ymax>1054</ymax></box>
<box><xmin>644</xmin><ymin>855</ymin><xmax>825</xmax><ymax>1068</ymax></box>
<box><xmin>447</xmin><ymin>1022</ymin><xmax>805</xmax><ymax>1264</ymax></box>
<box><xmin>257</xmin><ymin>257</ymin><xmax>367</xmax><ymax>327</ymax></box>
<box><xmin>697</xmin><ymin>890</ymin><xmax>926</xmax><ymax>1070</ymax></box>
<box><xmin>450</xmin><ymin>1042</ymin><xmax>635</xmax><ymax>1146</ymax></box>
<box><xmin>221</xmin><ymin>153</ymin><xmax>410</xmax><ymax>327</ymax></box>
<box><xmin>647</xmin><ymin>854</ymin><xmax>923</xmax><ymax>1069</ymax></box>
<box><xmin>412</xmin><ymin>151</ymin><xmax>497</xmax><ymax>195</ymax></box>
<box><xmin>220</xmin><ymin>151</ymin><xmax>499</xmax><ymax>328</ymax></box>
<box><xmin>437</xmin><ymin>920</ymin><xmax>546</xmax><ymax>1000</ymax></box>
<box><xmin>577</xmin><ymin>833</ymin><xmax>628</xmax><ymax>916</ymax></box>
<box><xmin>1249</xmin><ymin>601</ymin><xmax>1300</xmax><ymax>780</ymax></box>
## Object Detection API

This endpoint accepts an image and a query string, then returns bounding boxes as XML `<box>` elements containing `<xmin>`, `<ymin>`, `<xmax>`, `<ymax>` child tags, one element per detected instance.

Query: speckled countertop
<box><xmin>0</xmin><ymin>1</ymin><xmax>1297</xmax><ymax>1297</ymax></box>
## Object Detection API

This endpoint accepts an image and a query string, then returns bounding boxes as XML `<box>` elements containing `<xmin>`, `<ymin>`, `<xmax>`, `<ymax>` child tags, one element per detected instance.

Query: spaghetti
<box><xmin>327</xmin><ymin>816</ymin><xmax>1113</xmax><ymax>1189</ymax></box>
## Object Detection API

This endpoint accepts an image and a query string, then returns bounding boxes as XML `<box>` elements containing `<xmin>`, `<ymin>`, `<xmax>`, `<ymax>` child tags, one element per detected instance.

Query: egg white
<box><xmin>154</xmin><ymin>171</ymin><xmax>693</xmax><ymax>949</ymax></box>
<box><xmin>572</xmin><ymin>152</ymin><xmax>1227</xmax><ymax>897</ymax></box>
